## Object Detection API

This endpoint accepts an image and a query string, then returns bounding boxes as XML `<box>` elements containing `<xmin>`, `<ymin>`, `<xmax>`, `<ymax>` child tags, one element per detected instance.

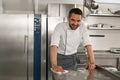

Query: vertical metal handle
<box><xmin>24</xmin><ymin>35</ymin><xmax>29</xmax><ymax>80</ymax></box>
<box><xmin>24</xmin><ymin>35</ymin><xmax>28</xmax><ymax>53</ymax></box>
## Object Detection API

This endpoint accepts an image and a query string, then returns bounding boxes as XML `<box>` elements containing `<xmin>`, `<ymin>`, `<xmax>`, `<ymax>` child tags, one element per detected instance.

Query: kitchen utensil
<box><xmin>84</xmin><ymin>0</ymin><xmax>99</xmax><ymax>13</ymax></box>
<box><xmin>110</xmin><ymin>48</ymin><xmax>120</xmax><ymax>53</ymax></box>
<box><xmin>97</xmin><ymin>23</ymin><xmax>104</xmax><ymax>28</ymax></box>
<box><xmin>91</xmin><ymin>1</ymin><xmax>99</xmax><ymax>10</ymax></box>
<box><xmin>108</xmin><ymin>8</ymin><xmax>120</xmax><ymax>15</ymax></box>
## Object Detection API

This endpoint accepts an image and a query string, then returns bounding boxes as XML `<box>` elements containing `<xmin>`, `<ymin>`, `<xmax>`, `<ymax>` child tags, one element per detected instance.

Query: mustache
<box><xmin>69</xmin><ymin>24</ymin><xmax>79</xmax><ymax>30</ymax></box>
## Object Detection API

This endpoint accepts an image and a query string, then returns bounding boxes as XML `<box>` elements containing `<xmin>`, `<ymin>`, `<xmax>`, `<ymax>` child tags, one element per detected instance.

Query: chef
<box><xmin>50</xmin><ymin>8</ymin><xmax>96</xmax><ymax>73</ymax></box>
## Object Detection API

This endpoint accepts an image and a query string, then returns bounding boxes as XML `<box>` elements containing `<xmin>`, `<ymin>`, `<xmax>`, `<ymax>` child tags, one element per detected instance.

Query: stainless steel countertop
<box><xmin>53</xmin><ymin>66</ymin><xmax>120</xmax><ymax>80</ymax></box>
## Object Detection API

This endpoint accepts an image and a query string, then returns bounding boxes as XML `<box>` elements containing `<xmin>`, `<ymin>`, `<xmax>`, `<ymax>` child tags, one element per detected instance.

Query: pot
<box><xmin>97</xmin><ymin>23</ymin><xmax>104</xmax><ymax>28</ymax></box>
<box><xmin>91</xmin><ymin>1</ymin><xmax>99</xmax><ymax>9</ymax></box>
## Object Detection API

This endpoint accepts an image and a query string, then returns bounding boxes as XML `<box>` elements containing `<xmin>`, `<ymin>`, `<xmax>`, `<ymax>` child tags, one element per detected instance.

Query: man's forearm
<box><xmin>85</xmin><ymin>45</ymin><xmax>95</xmax><ymax>64</ymax></box>
<box><xmin>50</xmin><ymin>45</ymin><xmax>58</xmax><ymax>67</ymax></box>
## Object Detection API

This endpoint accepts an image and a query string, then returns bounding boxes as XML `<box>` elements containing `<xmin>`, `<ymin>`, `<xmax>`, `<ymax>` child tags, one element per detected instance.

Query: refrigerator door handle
<box><xmin>24</xmin><ymin>35</ymin><xmax>29</xmax><ymax>80</ymax></box>
<box><xmin>24</xmin><ymin>35</ymin><xmax>28</xmax><ymax>54</ymax></box>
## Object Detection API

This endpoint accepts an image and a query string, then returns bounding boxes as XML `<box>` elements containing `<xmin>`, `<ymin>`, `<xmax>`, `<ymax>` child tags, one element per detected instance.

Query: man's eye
<box><xmin>71</xmin><ymin>19</ymin><xmax>75</xmax><ymax>21</ymax></box>
<box><xmin>77</xmin><ymin>20</ymin><xmax>80</xmax><ymax>22</ymax></box>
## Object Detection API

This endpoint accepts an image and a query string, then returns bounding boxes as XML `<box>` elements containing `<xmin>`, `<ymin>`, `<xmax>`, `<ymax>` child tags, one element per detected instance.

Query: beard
<box><xmin>69</xmin><ymin>24</ymin><xmax>79</xmax><ymax>30</ymax></box>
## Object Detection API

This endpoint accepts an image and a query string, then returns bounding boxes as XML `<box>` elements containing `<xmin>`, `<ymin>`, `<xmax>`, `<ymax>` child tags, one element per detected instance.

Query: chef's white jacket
<box><xmin>50</xmin><ymin>22</ymin><xmax>91</xmax><ymax>55</ymax></box>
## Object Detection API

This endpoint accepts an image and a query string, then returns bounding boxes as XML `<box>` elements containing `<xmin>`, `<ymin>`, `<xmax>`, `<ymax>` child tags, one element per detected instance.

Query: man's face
<box><xmin>68</xmin><ymin>13</ymin><xmax>82</xmax><ymax>30</ymax></box>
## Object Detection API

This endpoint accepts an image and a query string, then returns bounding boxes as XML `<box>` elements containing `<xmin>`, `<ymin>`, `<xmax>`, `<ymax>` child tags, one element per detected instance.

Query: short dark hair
<box><xmin>68</xmin><ymin>8</ymin><xmax>83</xmax><ymax>18</ymax></box>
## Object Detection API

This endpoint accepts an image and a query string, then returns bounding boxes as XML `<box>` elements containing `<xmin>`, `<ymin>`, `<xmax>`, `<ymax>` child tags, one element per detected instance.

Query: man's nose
<box><xmin>74</xmin><ymin>21</ymin><xmax>78</xmax><ymax>25</ymax></box>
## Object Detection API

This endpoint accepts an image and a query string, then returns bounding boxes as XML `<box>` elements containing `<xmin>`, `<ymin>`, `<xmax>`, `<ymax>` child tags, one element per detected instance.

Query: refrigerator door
<box><xmin>0</xmin><ymin>14</ymin><xmax>33</xmax><ymax>80</ymax></box>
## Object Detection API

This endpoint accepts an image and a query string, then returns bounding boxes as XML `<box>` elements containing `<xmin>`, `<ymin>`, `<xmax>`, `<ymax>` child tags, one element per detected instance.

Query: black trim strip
<box><xmin>89</xmin><ymin>35</ymin><xmax>105</xmax><ymax>37</ymax></box>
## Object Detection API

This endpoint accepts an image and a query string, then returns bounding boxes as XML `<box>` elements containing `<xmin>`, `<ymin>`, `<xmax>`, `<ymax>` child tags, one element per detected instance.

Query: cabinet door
<box><xmin>0</xmin><ymin>14</ymin><xmax>28</xmax><ymax>80</ymax></box>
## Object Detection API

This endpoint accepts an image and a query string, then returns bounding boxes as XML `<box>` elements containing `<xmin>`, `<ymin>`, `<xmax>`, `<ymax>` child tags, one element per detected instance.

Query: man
<box><xmin>50</xmin><ymin>8</ymin><xmax>96</xmax><ymax>72</ymax></box>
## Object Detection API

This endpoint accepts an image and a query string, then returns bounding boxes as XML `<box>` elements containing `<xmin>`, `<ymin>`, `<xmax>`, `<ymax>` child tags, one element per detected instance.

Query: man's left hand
<box><xmin>86</xmin><ymin>63</ymin><xmax>96</xmax><ymax>70</ymax></box>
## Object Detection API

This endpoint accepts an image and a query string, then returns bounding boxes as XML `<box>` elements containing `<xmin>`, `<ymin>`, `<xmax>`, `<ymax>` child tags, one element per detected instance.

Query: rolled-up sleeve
<box><xmin>50</xmin><ymin>24</ymin><xmax>61</xmax><ymax>47</ymax></box>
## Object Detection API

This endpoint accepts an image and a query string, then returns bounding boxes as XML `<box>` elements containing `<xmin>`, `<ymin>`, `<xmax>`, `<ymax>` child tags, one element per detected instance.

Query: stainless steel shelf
<box><xmin>88</xmin><ymin>27</ymin><xmax>120</xmax><ymax>30</ymax></box>
<box><xmin>88</xmin><ymin>14</ymin><xmax>120</xmax><ymax>17</ymax></box>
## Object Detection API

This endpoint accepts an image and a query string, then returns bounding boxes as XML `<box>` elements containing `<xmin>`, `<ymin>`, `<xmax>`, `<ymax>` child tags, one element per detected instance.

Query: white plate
<box><xmin>50</xmin><ymin>68</ymin><xmax>69</xmax><ymax>75</ymax></box>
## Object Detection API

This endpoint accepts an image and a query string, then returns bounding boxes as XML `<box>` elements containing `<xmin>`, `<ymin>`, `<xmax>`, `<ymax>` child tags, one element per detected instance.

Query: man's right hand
<box><xmin>52</xmin><ymin>65</ymin><xmax>64</xmax><ymax>72</ymax></box>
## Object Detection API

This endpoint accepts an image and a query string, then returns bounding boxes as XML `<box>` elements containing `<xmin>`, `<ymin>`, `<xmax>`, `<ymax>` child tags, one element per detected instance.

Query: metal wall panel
<box><xmin>0</xmin><ymin>14</ymin><xmax>33</xmax><ymax>80</ymax></box>
<box><xmin>34</xmin><ymin>14</ymin><xmax>47</xmax><ymax>80</ymax></box>
<box><xmin>41</xmin><ymin>15</ymin><xmax>47</xmax><ymax>80</ymax></box>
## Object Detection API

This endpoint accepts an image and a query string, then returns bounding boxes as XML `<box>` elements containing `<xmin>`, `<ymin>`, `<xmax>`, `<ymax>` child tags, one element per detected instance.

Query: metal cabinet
<box><xmin>0</xmin><ymin>14</ymin><xmax>33</xmax><ymax>80</ymax></box>
<box><xmin>94</xmin><ymin>54</ymin><xmax>120</xmax><ymax>70</ymax></box>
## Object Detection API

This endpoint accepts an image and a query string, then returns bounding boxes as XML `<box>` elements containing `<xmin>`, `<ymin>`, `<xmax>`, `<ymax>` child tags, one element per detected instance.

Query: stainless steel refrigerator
<box><xmin>0</xmin><ymin>14</ymin><xmax>47</xmax><ymax>80</ymax></box>
<box><xmin>0</xmin><ymin>14</ymin><xmax>34</xmax><ymax>80</ymax></box>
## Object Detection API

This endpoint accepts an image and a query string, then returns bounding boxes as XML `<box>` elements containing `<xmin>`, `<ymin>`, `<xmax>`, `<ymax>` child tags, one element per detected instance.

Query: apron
<box><xmin>57</xmin><ymin>53</ymin><xmax>77</xmax><ymax>70</ymax></box>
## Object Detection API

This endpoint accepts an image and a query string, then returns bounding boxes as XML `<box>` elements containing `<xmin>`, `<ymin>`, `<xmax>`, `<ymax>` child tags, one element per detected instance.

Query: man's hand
<box><xmin>52</xmin><ymin>65</ymin><xmax>64</xmax><ymax>72</ymax></box>
<box><xmin>86</xmin><ymin>63</ymin><xmax>96</xmax><ymax>70</ymax></box>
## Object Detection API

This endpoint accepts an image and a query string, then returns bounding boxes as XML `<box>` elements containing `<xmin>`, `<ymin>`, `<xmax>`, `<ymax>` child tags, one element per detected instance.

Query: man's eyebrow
<box><xmin>71</xmin><ymin>19</ymin><xmax>74</xmax><ymax>20</ymax></box>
